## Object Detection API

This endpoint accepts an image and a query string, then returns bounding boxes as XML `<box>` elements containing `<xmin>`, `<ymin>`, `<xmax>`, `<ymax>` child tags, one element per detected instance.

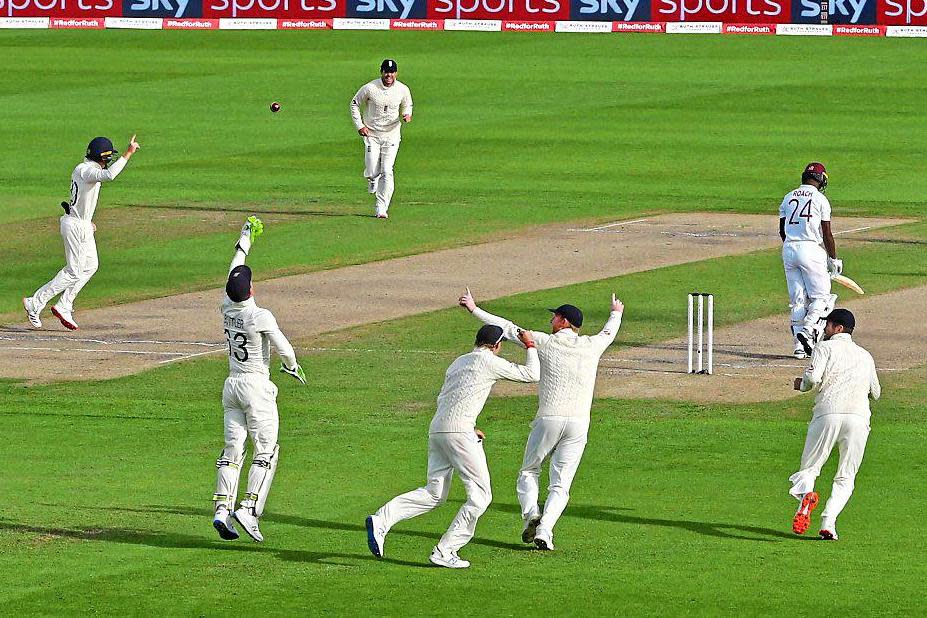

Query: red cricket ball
<box><xmin>270</xmin><ymin>102</ymin><xmax>281</xmax><ymax>113</ymax></box>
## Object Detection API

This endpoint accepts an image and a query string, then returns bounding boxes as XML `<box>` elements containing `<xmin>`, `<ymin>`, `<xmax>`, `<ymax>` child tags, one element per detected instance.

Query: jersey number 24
<box><xmin>787</xmin><ymin>198</ymin><xmax>813</xmax><ymax>225</ymax></box>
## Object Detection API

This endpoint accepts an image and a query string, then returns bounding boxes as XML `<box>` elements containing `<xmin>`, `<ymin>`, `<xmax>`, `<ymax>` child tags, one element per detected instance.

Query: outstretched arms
<box><xmin>592</xmin><ymin>294</ymin><xmax>624</xmax><ymax>351</ymax></box>
<box><xmin>458</xmin><ymin>287</ymin><xmax>541</xmax><ymax>348</ymax></box>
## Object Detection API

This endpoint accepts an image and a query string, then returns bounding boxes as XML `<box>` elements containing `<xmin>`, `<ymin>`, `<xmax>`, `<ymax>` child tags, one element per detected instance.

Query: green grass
<box><xmin>3</xmin><ymin>234</ymin><xmax>927</xmax><ymax>614</ymax></box>
<box><xmin>2</xmin><ymin>32</ymin><xmax>926</xmax><ymax>315</ymax></box>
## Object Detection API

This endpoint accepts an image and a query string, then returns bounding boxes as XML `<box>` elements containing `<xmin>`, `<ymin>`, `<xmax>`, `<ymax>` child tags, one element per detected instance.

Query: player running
<box><xmin>23</xmin><ymin>135</ymin><xmax>140</xmax><ymax>331</ymax></box>
<box><xmin>779</xmin><ymin>162</ymin><xmax>842</xmax><ymax>359</ymax></box>
<box><xmin>212</xmin><ymin>217</ymin><xmax>306</xmax><ymax>543</ymax></box>
<box><xmin>461</xmin><ymin>289</ymin><xmax>623</xmax><ymax>551</ymax></box>
<box><xmin>366</xmin><ymin>323</ymin><xmax>539</xmax><ymax>569</ymax></box>
<box><xmin>350</xmin><ymin>58</ymin><xmax>413</xmax><ymax>220</ymax></box>
<box><xmin>789</xmin><ymin>309</ymin><xmax>880</xmax><ymax>540</ymax></box>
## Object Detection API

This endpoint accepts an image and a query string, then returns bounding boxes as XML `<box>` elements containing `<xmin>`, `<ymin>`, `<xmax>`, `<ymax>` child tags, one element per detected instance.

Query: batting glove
<box><xmin>280</xmin><ymin>363</ymin><xmax>307</xmax><ymax>385</ymax></box>
<box><xmin>827</xmin><ymin>257</ymin><xmax>843</xmax><ymax>275</ymax></box>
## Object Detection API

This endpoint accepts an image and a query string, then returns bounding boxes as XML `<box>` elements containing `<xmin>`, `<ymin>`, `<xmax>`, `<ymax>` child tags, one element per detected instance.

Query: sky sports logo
<box><xmin>792</xmin><ymin>0</ymin><xmax>875</xmax><ymax>23</ymax></box>
<box><xmin>347</xmin><ymin>0</ymin><xmax>425</xmax><ymax>18</ymax></box>
<box><xmin>123</xmin><ymin>0</ymin><xmax>200</xmax><ymax>16</ymax></box>
<box><xmin>570</xmin><ymin>0</ymin><xmax>649</xmax><ymax>21</ymax></box>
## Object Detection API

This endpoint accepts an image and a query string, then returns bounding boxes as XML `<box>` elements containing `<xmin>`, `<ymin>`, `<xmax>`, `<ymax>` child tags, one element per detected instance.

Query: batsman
<box><xmin>212</xmin><ymin>217</ymin><xmax>306</xmax><ymax>543</ymax></box>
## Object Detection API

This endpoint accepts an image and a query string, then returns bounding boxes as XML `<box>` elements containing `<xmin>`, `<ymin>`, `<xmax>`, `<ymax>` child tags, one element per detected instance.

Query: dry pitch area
<box><xmin>0</xmin><ymin>213</ymin><xmax>915</xmax><ymax>403</ymax></box>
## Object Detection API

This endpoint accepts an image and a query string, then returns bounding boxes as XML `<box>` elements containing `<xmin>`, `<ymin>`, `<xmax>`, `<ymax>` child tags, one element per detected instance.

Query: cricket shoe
<box><xmin>366</xmin><ymin>514</ymin><xmax>386</xmax><ymax>558</ymax></box>
<box><xmin>792</xmin><ymin>491</ymin><xmax>819</xmax><ymax>535</ymax></box>
<box><xmin>51</xmin><ymin>305</ymin><xmax>78</xmax><ymax>330</ymax></box>
<box><xmin>429</xmin><ymin>546</ymin><xmax>470</xmax><ymax>569</ymax></box>
<box><xmin>793</xmin><ymin>345</ymin><xmax>807</xmax><ymax>360</ymax></box>
<box><xmin>521</xmin><ymin>514</ymin><xmax>541</xmax><ymax>544</ymax></box>
<box><xmin>375</xmin><ymin>213</ymin><xmax>388</xmax><ymax>219</ymax></box>
<box><xmin>22</xmin><ymin>297</ymin><xmax>41</xmax><ymax>328</ymax></box>
<box><xmin>533</xmin><ymin>529</ymin><xmax>555</xmax><ymax>551</ymax></box>
<box><xmin>819</xmin><ymin>529</ymin><xmax>839</xmax><ymax>541</ymax></box>
<box><xmin>213</xmin><ymin>509</ymin><xmax>240</xmax><ymax>541</ymax></box>
<box><xmin>233</xmin><ymin>507</ymin><xmax>264</xmax><ymax>542</ymax></box>
<box><xmin>796</xmin><ymin>330</ymin><xmax>814</xmax><ymax>357</ymax></box>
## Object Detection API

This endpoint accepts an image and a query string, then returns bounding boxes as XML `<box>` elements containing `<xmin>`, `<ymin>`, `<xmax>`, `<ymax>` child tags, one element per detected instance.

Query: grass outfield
<box><xmin>2</xmin><ymin>32</ymin><xmax>927</xmax><ymax>315</ymax></box>
<box><xmin>3</xmin><ymin>242</ymin><xmax>927</xmax><ymax>613</ymax></box>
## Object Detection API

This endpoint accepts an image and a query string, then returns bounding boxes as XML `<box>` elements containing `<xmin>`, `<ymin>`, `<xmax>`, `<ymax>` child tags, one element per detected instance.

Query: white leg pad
<box><xmin>213</xmin><ymin>449</ymin><xmax>245</xmax><ymax>511</ymax></box>
<box><xmin>241</xmin><ymin>444</ymin><xmax>279</xmax><ymax>517</ymax></box>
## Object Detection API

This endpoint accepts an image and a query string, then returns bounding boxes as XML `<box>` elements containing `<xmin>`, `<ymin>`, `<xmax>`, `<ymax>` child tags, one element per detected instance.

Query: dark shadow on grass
<box><xmin>131</xmin><ymin>203</ymin><xmax>369</xmax><ymax>219</ymax></box>
<box><xmin>492</xmin><ymin>503</ymin><xmax>809</xmax><ymax>543</ymax></box>
<box><xmin>0</xmin><ymin>519</ymin><xmax>426</xmax><ymax>568</ymax></box>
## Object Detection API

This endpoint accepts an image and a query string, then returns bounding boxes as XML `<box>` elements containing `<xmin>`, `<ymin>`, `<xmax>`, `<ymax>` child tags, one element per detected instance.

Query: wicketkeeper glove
<box><xmin>827</xmin><ymin>257</ymin><xmax>843</xmax><ymax>275</ymax></box>
<box><xmin>280</xmin><ymin>363</ymin><xmax>307</xmax><ymax>385</ymax></box>
<box><xmin>236</xmin><ymin>215</ymin><xmax>264</xmax><ymax>255</ymax></box>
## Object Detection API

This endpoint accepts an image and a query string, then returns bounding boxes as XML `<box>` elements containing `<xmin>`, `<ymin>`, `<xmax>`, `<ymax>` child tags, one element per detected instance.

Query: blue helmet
<box><xmin>86</xmin><ymin>137</ymin><xmax>118</xmax><ymax>166</ymax></box>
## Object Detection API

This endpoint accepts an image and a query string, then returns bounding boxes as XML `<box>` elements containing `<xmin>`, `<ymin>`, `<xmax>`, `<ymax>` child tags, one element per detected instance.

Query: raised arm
<box><xmin>458</xmin><ymin>288</ymin><xmax>544</xmax><ymax>348</ymax></box>
<box><xmin>592</xmin><ymin>294</ymin><xmax>624</xmax><ymax>352</ymax></box>
<box><xmin>229</xmin><ymin>216</ymin><xmax>263</xmax><ymax>273</ymax></box>
<box><xmin>490</xmin><ymin>333</ymin><xmax>540</xmax><ymax>383</ymax></box>
<box><xmin>78</xmin><ymin>135</ymin><xmax>140</xmax><ymax>183</ymax></box>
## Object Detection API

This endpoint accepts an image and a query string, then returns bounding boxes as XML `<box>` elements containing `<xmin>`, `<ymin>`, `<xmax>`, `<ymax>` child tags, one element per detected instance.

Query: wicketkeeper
<box><xmin>212</xmin><ymin>217</ymin><xmax>306</xmax><ymax>543</ymax></box>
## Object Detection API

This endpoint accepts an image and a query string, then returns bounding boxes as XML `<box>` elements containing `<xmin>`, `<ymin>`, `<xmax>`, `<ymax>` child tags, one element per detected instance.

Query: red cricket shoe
<box><xmin>792</xmin><ymin>491</ymin><xmax>819</xmax><ymax>535</ymax></box>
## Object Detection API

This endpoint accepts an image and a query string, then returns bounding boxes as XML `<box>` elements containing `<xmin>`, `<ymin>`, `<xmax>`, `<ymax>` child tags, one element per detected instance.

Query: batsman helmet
<box><xmin>86</xmin><ymin>137</ymin><xmax>118</xmax><ymax>167</ymax></box>
<box><xmin>801</xmin><ymin>162</ymin><xmax>828</xmax><ymax>192</ymax></box>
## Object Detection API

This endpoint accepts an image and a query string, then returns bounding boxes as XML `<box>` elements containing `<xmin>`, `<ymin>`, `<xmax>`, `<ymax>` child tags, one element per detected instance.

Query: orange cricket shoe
<box><xmin>792</xmin><ymin>491</ymin><xmax>819</xmax><ymax>535</ymax></box>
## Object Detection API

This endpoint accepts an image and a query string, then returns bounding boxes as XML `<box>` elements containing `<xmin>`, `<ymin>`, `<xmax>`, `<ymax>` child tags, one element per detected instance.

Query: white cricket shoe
<box><xmin>213</xmin><ymin>508</ymin><xmax>239</xmax><ymax>541</ymax></box>
<box><xmin>522</xmin><ymin>514</ymin><xmax>541</xmax><ymax>544</ymax></box>
<box><xmin>429</xmin><ymin>546</ymin><xmax>470</xmax><ymax>569</ymax></box>
<box><xmin>375</xmin><ymin>213</ymin><xmax>388</xmax><ymax>219</ymax></box>
<box><xmin>534</xmin><ymin>529</ymin><xmax>555</xmax><ymax>551</ymax></box>
<box><xmin>233</xmin><ymin>507</ymin><xmax>264</xmax><ymax>542</ymax></box>
<box><xmin>793</xmin><ymin>345</ymin><xmax>807</xmax><ymax>360</ymax></box>
<box><xmin>366</xmin><ymin>514</ymin><xmax>387</xmax><ymax>558</ymax></box>
<box><xmin>22</xmin><ymin>297</ymin><xmax>41</xmax><ymax>328</ymax></box>
<box><xmin>51</xmin><ymin>305</ymin><xmax>78</xmax><ymax>331</ymax></box>
<box><xmin>367</xmin><ymin>178</ymin><xmax>377</xmax><ymax>194</ymax></box>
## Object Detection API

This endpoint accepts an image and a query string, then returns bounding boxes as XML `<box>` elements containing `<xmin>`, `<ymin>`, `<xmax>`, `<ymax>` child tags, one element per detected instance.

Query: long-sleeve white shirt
<box><xmin>429</xmin><ymin>346</ymin><xmax>540</xmax><ymax>434</ymax></box>
<box><xmin>800</xmin><ymin>333</ymin><xmax>880</xmax><ymax>421</ymax></box>
<box><xmin>68</xmin><ymin>157</ymin><xmax>128</xmax><ymax>221</ymax></box>
<box><xmin>472</xmin><ymin>307</ymin><xmax>622</xmax><ymax>419</ymax></box>
<box><xmin>350</xmin><ymin>79</ymin><xmax>413</xmax><ymax>139</ymax></box>
<box><xmin>222</xmin><ymin>241</ymin><xmax>297</xmax><ymax>377</ymax></box>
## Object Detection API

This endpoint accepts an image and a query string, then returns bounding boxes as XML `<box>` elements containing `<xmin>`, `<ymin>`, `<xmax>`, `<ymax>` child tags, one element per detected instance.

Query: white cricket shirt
<box><xmin>222</xmin><ymin>297</ymin><xmax>297</xmax><ymax>378</ymax></box>
<box><xmin>68</xmin><ymin>157</ymin><xmax>128</xmax><ymax>221</ymax></box>
<box><xmin>429</xmin><ymin>346</ymin><xmax>540</xmax><ymax>434</ymax></box>
<box><xmin>350</xmin><ymin>79</ymin><xmax>413</xmax><ymax>139</ymax></box>
<box><xmin>472</xmin><ymin>308</ymin><xmax>622</xmax><ymax>419</ymax></box>
<box><xmin>800</xmin><ymin>333</ymin><xmax>881</xmax><ymax>421</ymax></box>
<box><xmin>779</xmin><ymin>184</ymin><xmax>832</xmax><ymax>244</ymax></box>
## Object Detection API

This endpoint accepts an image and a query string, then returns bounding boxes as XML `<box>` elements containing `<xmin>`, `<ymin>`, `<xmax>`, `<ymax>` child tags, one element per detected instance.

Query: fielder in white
<box><xmin>779</xmin><ymin>161</ymin><xmax>842</xmax><ymax>359</ymax></box>
<box><xmin>789</xmin><ymin>309</ymin><xmax>880</xmax><ymax>541</ymax></box>
<box><xmin>212</xmin><ymin>216</ymin><xmax>307</xmax><ymax>543</ymax></box>
<box><xmin>461</xmin><ymin>290</ymin><xmax>624</xmax><ymax>551</ymax></box>
<box><xmin>350</xmin><ymin>58</ymin><xmax>413</xmax><ymax>219</ymax></box>
<box><xmin>366</xmin><ymin>323</ymin><xmax>539</xmax><ymax>569</ymax></box>
<box><xmin>22</xmin><ymin>135</ymin><xmax>141</xmax><ymax>331</ymax></box>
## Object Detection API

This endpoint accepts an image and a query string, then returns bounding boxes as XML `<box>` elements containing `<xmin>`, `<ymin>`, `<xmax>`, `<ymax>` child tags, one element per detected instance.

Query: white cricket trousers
<box><xmin>789</xmin><ymin>414</ymin><xmax>870</xmax><ymax>523</ymax></box>
<box><xmin>30</xmin><ymin>215</ymin><xmax>99</xmax><ymax>314</ymax></box>
<box><xmin>363</xmin><ymin>135</ymin><xmax>400</xmax><ymax>217</ymax></box>
<box><xmin>782</xmin><ymin>241</ymin><xmax>832</xmax><ymax>338</ymax></box>
<box><xmin>214</xmin><ymin>374</ymin><xmax>279</xmax><ymax>511</ymax></box>
<box><xmin>517</xmin><ymin>416</ymin><xmax>590</xmax><ymax>536</ymax></box>
<box><xmin>375</xmin><ymin>431</ymin><xmax>492</xmax><ymax>554</ymax></box>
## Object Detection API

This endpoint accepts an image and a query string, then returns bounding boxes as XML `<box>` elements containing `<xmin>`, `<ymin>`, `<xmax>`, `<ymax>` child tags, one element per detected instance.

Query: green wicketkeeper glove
<box><xmin>236</xmin><ymin>216</ymin><xmax>264</xmax><ymax>255</ymax></box>
<box><xmin>280</xmin><ymin>363</ymin><xmax>307</xmax><ymax>385</ymax></box>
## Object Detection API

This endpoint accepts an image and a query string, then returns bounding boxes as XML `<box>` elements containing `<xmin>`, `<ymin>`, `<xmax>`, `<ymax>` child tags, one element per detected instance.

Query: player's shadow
<box><xmin>492</xmin><ymin>503</ymin><xmax>805</xmax><ymax>542</ymax></box>
<box><xmin>0</xmin><ymin>518</ymin><xmax>426</xmax><ymax>568</ymax></box>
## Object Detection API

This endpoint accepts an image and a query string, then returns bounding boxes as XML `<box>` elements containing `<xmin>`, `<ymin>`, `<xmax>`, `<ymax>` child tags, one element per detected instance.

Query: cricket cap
<box><xmin>380</xmin><ymin>58</ymin><xmax>398</xmax><ymax>73</ymax></box>
<box><xmin>825</xmin><ymin>308</ymin><xmax>855</xmax><ymax>331</ymax></box>
<box><xmin>475</xmin><ymin>325</ymin><xmax>505</xmax><ymax>347</ymax></box>
<box><xmin>548</xmin><ymin>304</ymin><xmax>583</xmax><ymax>327</ymax></box>
<box><xmin>226</xmin><ymin>265</ymin><xmax>252</xmax><ymax>302</ymax></box>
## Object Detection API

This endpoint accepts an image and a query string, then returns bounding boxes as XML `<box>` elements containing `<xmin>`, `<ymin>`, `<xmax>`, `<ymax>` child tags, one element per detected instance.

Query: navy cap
<box><xmin>380</xmin><ymin>58</ymin><xmax>398</xmax><ymax>73</ymax></box>
<box><xmin>226</xmin><ymin>265</ymin><xmax>252</xmax><ymax>302</ymax></box>
<box><xmin>826</xmin><ymin>308</ymin><xmax>855</xmax><ymax>331</ymax></box>
<box><xmin>548</xmin><ymin>304</ymin><xmax>583</xmax><ymax>327</ymax></box>
<box><xmin>475</xmin><ymin>324</ymin><xmax>504</xmax><ymax>347</ymax></box>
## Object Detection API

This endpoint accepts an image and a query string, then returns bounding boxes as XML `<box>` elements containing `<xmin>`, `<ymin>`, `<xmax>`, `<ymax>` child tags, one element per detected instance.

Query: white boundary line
<box><xmin>834</xmin><ymin>226</ymin><xmax>873</xmax><ymax>236</ymax></box>
<box><xmin>158</xmin><ymin>349</ymin><xmax>226</xmax><ymax>364</ymax></box>
<box><xmin>568</xmin><ymin>218</ymin><xmax>650</xmax><ymax>232</ymax></box>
